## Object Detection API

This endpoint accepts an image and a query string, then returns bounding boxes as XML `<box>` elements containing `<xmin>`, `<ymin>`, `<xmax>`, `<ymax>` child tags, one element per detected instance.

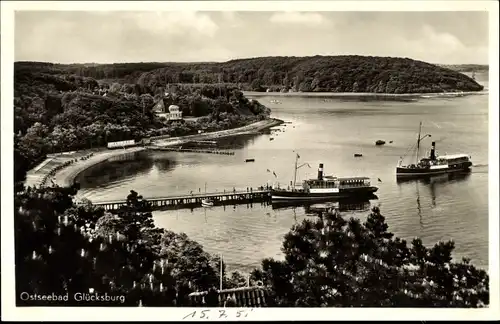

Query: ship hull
<box><xmin>396</xmin><ymin>162</ymin><xmax>472</xmax><ymax>177</ymax></box>
<box><xmin>271</xmin><ymin>187</ymin><xmax>378</xmax><ymax>201</ymax></box>
<box><xmin>396</xmin><ymin>170</ymin><xmax>471</xmax><ymax>184</ymax></box>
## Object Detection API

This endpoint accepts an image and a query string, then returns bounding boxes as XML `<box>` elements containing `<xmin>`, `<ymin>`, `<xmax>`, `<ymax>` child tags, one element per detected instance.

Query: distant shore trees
<box><xmin>21</xmin><ymin>55</ymin><xmax>484</xmax><ymax>94</ymax></box>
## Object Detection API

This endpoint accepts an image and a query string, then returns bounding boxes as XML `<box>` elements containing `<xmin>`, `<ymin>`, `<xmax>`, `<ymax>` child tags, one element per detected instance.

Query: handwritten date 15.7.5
<box><xmin>182</xmin><ymin>309</ymin><xmax>254</xmax><ymax>320</ymax></box>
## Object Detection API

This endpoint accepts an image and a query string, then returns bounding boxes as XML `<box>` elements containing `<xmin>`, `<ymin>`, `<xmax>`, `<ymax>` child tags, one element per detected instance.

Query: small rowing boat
<box><xmin>201</xmin><ymin>198</ymin><xmax>214</xmax><ymax>207</ymax></box>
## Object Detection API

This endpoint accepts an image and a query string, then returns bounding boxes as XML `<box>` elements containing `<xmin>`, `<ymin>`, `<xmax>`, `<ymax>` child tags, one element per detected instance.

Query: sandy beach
<box><xmin>25</xmin><ymin>118</ymin><xmax>283</xmax><ymax>189</ymax></box>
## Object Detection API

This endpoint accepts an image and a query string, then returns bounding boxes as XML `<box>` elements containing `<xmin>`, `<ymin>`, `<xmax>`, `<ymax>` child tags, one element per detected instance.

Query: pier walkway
<box><xmin>147</xmin><ymin>146</ymin><xmax>235</xmax><ymax>155</ymax></box>
<box><xmin>83</xmin><ymin>189</ymin><xmax>271</xmax><ymax>211</ymax></box>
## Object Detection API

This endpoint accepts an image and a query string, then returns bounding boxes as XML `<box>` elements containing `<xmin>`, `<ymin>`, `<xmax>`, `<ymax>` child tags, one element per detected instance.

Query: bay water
<box><xmin>76</xmin><ymin>73</ymin><xmax>489</xmax><ymax>272</ymax></box>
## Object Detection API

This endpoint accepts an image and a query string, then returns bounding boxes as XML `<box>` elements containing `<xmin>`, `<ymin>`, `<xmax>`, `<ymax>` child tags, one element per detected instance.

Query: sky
<box><xmin>14</xmin><ymin>10</ymin><xmax>489</xmax><ymax>65</ymax></box>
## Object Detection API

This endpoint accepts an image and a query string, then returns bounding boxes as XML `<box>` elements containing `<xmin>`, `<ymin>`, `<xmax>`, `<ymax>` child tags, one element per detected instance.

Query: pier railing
<box><xmin>82</xmin><ymin>189</ymin><xmax>272</xmax><ymax>211</ymax></box>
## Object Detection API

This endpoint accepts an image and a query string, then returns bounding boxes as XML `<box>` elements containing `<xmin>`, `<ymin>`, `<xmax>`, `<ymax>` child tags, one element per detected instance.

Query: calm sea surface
<box><xmin>76</xmin><ymin>74</ymin><xmax>489</xmax><ymax>272</ymax></box>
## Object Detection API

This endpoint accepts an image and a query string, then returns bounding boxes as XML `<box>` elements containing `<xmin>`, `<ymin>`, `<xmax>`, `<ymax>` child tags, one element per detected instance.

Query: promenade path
<box><xmin>24</xmin><ymin>147</ymin><xmax>146</xmax><ymax>188</ymax></box>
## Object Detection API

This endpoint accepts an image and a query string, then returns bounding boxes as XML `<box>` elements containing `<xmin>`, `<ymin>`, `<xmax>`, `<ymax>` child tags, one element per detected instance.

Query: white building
<box><xmin>151</xmin><ymin>92</ymin><xmax>183</xmax><ymax>122</ymax></box>
<box><xmin>167</xmin><ymin>105</ymin><xmax>183</xmax><ymax>121</ymax></box>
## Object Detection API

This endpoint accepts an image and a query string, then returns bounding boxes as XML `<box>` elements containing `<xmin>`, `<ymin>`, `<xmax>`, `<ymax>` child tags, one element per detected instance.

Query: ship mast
<box><xmin>416</xmin><ymin>121</ymin><xmax>422</xmax><ymax>164</ymax></box>
<box><xmin>292</xmin><ymin>152</ymin><xmax>310</xmax><ymax>191</ymax></box>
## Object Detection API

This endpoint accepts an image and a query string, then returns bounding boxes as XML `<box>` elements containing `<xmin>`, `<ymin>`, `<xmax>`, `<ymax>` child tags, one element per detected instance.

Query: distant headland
<box><xmin>436</xmin><ymin>64</ymin><xmax>488</xmax><ymax>74</ymax></box>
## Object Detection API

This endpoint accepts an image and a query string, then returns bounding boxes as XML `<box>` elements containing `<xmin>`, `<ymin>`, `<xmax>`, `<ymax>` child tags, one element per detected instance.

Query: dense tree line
<box><xmin>14</xmin><ymin>63</ymin><xmax>270</xmax><ymax>184</ymax></box>
<box><xmin>15</xmin><ymin>186</ymin><xmax>489</xmax><ymax>307</ymax></box>
<box><xmin>252</xmin><ymin>207</ymin><xmax>489</xmax><ymax>307</ymax></box>
<box><xmin>17</xmin><ymin>55</ymin><xmax>484</xmax><ymax>94</ymax></box>
<box><xmin>15</xmin><ymin>187</ymin><xmax>248</xmax><ymax>306</ymax></box>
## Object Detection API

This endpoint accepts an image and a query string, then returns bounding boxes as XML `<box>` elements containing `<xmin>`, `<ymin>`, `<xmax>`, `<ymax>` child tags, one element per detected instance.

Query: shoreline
<box><xmin>53</xmin><ymin>147</ymin><xmax>146</xmax><ymax>187</ymax></box>
<box><xmin>152</xmin><ymin>118</ymin><xmax>283</xmax><ymax>147</ymax></box>
<box><xmin>26</xmin><ymin>118</ymin><xmax>283</xmax><ymax>189</ymax></box>
<box><xmin>243</xmin><ymin>90</ymin><xmax>488</xmax><ymax>98</ymax></box>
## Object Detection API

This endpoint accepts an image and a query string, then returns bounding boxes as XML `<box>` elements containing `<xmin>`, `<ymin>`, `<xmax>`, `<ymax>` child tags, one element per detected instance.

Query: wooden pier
<box><xmin>147</xmin><ymin>146</ymin><xmax>235</xmax><ymax>155</ymax></box>
<box><xmin>84</xmin><ymin>189</ymin><xmax>271</xmax><ymax>211</ymax></box>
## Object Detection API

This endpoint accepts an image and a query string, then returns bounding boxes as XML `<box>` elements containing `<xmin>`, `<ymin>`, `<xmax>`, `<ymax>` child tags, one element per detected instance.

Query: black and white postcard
<box><xmin>2</xmin><ymin>0</ymin><xmax>499</xmax><ymax>321</ymax></box>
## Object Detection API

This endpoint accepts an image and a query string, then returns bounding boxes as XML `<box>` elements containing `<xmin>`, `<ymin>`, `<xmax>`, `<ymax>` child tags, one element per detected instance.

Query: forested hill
<box><xmin>13</xmin><ymin>62</ymin><xmax>270</xmax><ymax>184</ymax></box>
<box><xmin>18</xmin><ymin>55</ymin><xmax>484</xmax><ymax>94</ymax></box>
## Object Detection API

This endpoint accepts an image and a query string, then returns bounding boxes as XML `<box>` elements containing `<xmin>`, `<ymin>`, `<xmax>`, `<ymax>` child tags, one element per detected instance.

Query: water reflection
<box><xmin>153</xmin><ymin>196</ymin><xmax>374</xmax><ymax>216</ymax></box>
<box><xmin>271</xmin><ymin>196</ymin><xmax>376</xmax><ymax>215</ymax></box>
<box><xmin>396</xmin><ymin>171</ymin><xmax>472</xmax><ymax>186</ymax></box>
<box><xmin>417</xmin><ymin>181</ymin><xmax>423</xmax><ymax>227</ymax></box>
<box><xmin>396</xmin><ymin>171</ymin><xmax>472</xmax><ymax>228</ymax></box>
<box><xmin>150</xmin><ymin>153</ymin><xmax>178</xmax><ymax>172</ymax></box>
<box><xmin>76</xmin><ymin>152</ymin><xmax>177</xmax><ymax>187</ymax></box>
<box><xmin>215</xmin><ymin>134</ymin><xmax>261</xmax><ymax>149</ymax></box>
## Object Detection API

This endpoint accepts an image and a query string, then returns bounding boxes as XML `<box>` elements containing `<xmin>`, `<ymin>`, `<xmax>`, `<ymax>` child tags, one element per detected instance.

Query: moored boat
<box><xmin>396</xmin><ymin>122</ymin><xmax>473</xmax><ymax>178</ymax></box>
<box><xmin>270</xmin><ymin>154</ymin><xmax>378</xmax><ymax>201</ymax></box>
<box><xmin>201</xmin><ymin>182</ymin><xmax>214</xmax><ymax>207</ymax></box>
<box><xmin>201</xmin><ymin>198</ymin><xmax>214</xmax><ymax>207</ymax></box>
